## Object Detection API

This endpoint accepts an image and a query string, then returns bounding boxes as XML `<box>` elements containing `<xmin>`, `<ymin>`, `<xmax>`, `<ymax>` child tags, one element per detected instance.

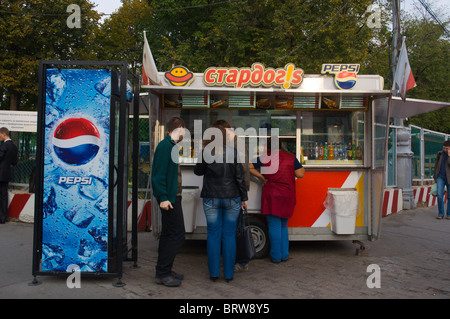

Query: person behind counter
<box><xmin>250</xmin><ymin>140</ymin><xmax>305</xmax><ymax>263</ymax></box>
<box><xmin>194</xmin><ymin>125</ymin><xmax>248</xmax><ymax>282</ymax></box>
<box><xmin>151</xmin><ymin>117</ymin><xmax>186</xmax><ymax>287</ymax></box>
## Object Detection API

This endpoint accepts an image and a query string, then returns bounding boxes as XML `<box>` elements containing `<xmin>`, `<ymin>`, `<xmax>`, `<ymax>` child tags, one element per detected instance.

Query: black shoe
<box><xmin>172</xmin><ymin>271</ymin><xmax>184</xmax><ymax>281</ymax></box>
<box><xmin>225</xmin><ymin>278</ymin><xmax>233</xmax><ymax>283</ymax></box>
<box><xmin>210</xmin><ymin>276</ymin><xmax>218</xmax><ymax>282</ymax></box>
<box><xmin>155</xmin><ymin>275</ymin><xmax>181</xmax><ymax>287</ymax></box>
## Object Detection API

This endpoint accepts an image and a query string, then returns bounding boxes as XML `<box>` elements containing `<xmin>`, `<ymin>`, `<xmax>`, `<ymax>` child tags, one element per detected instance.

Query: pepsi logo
<box><xmin>335</xmin><ymin>71</ymin><xmax>357</xmax><ymax>90</ymax></box>
<box><xmin>53</xmin><ymin>118</ymin><xmax>101</xmax><ymax>166</ymax></box>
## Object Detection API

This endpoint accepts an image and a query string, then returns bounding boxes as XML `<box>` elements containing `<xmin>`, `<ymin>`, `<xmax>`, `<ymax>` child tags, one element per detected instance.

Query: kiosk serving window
<box><xmin>231</xmin><ymin>109</ymin><xmax>297</xmax><ymax>157</ymax></box>
<box><xmin>162</xmin><ymin>94</ymin><xmax>367</xmax><ymax>166</ymax></box>
<box><xmin>300</xmin><ymin>110</ymin><xmax>365</xmax><ymax>165</ymax></box>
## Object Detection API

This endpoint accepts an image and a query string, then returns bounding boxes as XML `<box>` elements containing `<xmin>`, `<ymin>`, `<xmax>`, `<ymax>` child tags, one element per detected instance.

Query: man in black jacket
<box><xmin>0</xmin><ymin>127</ymin><xmax>18</xmax><ymax>223</ymax></box>
<box><xmin>434</xmin><ymin>140</ymin><xmax>450</xmax><ymax>219</ymax></box>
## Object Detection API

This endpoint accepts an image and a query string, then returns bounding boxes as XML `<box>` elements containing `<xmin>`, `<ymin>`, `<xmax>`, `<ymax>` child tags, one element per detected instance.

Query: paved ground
<box><xmin>1</xmin><ymin>205</ymin><xmax>449</xmax><ymax>301</ymax></box>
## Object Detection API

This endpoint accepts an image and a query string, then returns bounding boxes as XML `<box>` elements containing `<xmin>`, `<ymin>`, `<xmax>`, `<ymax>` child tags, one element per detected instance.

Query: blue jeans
<box><xmin>266</xmin><ymin>215</ymin><xmax>289</xmax><ymax>262</ymax></box>
<box><xmin>436</xmin><ymin>176</ymin><xmax>450</xmax><ymax>217</ymax></box>
<box><xmin>203</xmin><ymin>197</ymin><xmax>241</xmax><ymax>279</ymax></box>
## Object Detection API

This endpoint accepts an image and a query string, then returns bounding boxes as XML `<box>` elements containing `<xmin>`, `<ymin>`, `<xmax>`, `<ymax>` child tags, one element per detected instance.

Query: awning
<box><xmin>391</xmin><ymin>96</ymin><xmax>449</xmax><ymax>118</ymax></box>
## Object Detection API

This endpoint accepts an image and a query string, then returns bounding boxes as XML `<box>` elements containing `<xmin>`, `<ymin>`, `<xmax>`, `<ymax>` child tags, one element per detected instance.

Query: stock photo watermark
<box><xmin>366</xmin><ymin>264</ymin><xmax>381</xmax><ymax>289</ymax></box>
<box><xmin>66</xmin><ymin>264</ymin><xmax>81</xmax><ymax>288</ymax></box>
<box><xmin>67</xmin><ymin>4</ymin><xmax>81</xmax><ymax>29</ymax></box>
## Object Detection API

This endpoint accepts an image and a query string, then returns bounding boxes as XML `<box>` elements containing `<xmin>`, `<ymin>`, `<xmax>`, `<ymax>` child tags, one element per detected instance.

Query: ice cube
<box><xmin>79</xmin><ymin>176</ymin><xmax>107</xmax><ymax>200</ymax></box>
<box><xmin>88</xmin><ymin>225</ymin><xmax>108</xmax><ymax>251</ymax></box>
<box><xmin>43</xmin><ymin>186</ymin><xmax>57</xmax><ymax>219</ymax></box>
<box><xmin>42</xmin><ymin>242</ymin><xmax>65</xmax><ymax>270</ymax></box>
<box><xmin>64</xmin><ymin>208</ymin><xmax>94</xmax><ymax>228</ymax></box>
<box><xmin>46</xmin><ymin>71</ymin><xmax>66</xmax><ymax>104</ymax></box>
<box><xmin>78</xmin><ymin>238</ymin><xmax>99</xmax><ymax>259</ymax></box>
<box><xmin>94</xmin><ymin>76</ymin><xmax>111</xmax><ymax>98</ymax></box>
<box><xmin>94</xmin><ymin>193</ymin><xmax>108</xmax><ymax>213</ymax></box>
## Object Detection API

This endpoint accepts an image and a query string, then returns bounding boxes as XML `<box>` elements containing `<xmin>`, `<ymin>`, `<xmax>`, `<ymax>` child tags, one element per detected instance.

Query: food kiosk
<box><xmin>142</xmin><ymin>62</ymin><xmax>391</xmax><ymax>257</ymax></box>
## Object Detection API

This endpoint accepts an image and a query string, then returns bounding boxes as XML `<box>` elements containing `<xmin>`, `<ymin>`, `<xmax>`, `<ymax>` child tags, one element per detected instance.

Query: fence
<box><xmin>410</xmin><ymin>125</ymin><xmax>450</xmax><ymax>185</ymax></box>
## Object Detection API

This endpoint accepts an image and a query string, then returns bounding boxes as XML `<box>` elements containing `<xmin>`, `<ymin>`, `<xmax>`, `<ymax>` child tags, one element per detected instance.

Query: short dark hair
<box><xmin>0</xmin><ymin>127</ymin><xmax>9</xmax><ymax>136</ymax></box>
<box><xmin>166</xmin><ymin>117</ymin><xmax>185</xmax><ymax>133</ymax></box>
<box><xmin>213</xmin><ymin>119</ymin><xmax>231</xmax><ymax>129</ymax></box>
<box><xmin>444</xmin><ymin>140</ymin><xmax>450</xmax><ymax>147</ymax></box>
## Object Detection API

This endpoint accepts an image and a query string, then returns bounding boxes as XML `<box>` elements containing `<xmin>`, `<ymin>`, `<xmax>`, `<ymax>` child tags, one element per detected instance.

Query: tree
<box><xmin>0</xmin><ymin>0</ymin><xmax>100</xmax><ymax>111</ymax></box>
<box><xmin>94</xmin><ymin>0</ymin><xmax>154</xmax><ymax>74</ymax></box>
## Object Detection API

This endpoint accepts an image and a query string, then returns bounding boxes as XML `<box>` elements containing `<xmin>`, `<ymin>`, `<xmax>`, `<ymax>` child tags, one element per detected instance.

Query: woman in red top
<box><xmin>250</xmin><ymin>146</ymin><xmax>305</xmax><ymax>263</ymax></box>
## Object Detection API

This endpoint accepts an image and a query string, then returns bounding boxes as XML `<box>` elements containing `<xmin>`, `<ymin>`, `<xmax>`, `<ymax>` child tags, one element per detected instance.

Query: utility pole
<box><xmin>392</xmin><ymin>0</ymin><xmax>416</xmax><ymax>210</ymax></box>
<box><xmin>392</xmin><ymin>0</ymin><xmax>401</xmax><ymax>85</ymax></box>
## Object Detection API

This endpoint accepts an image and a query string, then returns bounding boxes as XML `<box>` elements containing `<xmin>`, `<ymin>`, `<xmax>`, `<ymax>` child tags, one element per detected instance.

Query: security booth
<box><xmin>142</xmin><ymin>62</ymin><xmax>392</xmax><ymax>257</ymax></box>
<box><xmin>31</xmin><ymin>61</ymin><xmax>140</xmax><ymax>286</ymax></box>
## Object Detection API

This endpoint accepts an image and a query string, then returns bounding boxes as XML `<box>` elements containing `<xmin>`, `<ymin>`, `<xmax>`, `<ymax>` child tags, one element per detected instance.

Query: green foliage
<box><xmin>0</xmin><ymin>0</ymin><xmax>100</xmax><ymax>110</ymax></box>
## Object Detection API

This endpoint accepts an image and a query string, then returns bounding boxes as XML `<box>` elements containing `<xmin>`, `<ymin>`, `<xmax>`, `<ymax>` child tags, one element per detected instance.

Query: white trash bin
<box><xmin>182</xmin><ymin>186</ymin><xmax>200</xmax><ymax>233</ymax></box>
<box><xmin>324</xmin><ymin>188</ymin><xmax>360</xmax><ymax>235</ymax></box>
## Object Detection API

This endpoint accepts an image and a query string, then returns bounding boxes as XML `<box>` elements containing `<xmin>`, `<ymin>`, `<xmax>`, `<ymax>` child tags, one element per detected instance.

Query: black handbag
<box><xmin>235</xmin><ymin>208</ymin><xmax>256</xmax><ymax>263</ymax></box>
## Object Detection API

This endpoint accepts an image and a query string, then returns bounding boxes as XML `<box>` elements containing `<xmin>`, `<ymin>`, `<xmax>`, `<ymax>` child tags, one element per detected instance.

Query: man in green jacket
<box><xmin>151</xmin><ymin>117</ymin><xmax>186</xmax><ymax>287</ymax></box>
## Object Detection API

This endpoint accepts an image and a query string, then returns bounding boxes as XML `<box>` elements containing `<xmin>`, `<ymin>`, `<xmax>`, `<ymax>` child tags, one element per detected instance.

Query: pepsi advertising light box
<box><xmin>42</xmin><ymin>69</ymin><xmax>111</xmax><ymax>272</ymax></box>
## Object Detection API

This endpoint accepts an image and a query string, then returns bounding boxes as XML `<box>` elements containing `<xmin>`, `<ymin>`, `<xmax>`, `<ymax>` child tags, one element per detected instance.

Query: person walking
<box><xmin>433</xmin><ymin>140</ymin><xmax>450</xmax><ymax>219</ymax></box>
<box><xmin>0</xmin><ymin>127</ymin><xmax>18</xmax><ymax>224</ymax></box>
<box><xmin>194</xmin><ymin>125</ymin><xmax>248</xmax><ymax>282</ymax></box>
<box><xmin>151</xmin><ymin>117</ymin><xmax>186</xmax><ymax>287</ymax></box>
<box><xmin>250</xmin><ymin>142</ymin><xmax>304</xmax><ymax>263</ymax></box>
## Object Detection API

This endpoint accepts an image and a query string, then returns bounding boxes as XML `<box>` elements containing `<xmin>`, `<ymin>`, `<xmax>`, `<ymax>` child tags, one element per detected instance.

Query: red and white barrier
<box><xmin>413</xmin><ymin>185</ymin><xmax>447</xmax><ymax>207</ymax></box>
<box><xmin>382</xmin><ymin>188</ymin><xmax>403</xmax><ymax>216</ymax></box>
<box><xmin>7</xmin><ymin>192</ymin><xmax>151</xmax><ymax>231</ymax></box>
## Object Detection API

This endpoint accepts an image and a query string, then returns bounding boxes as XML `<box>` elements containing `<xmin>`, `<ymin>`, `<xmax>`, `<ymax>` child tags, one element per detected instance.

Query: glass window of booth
<box><xmin>300</xmin><ymin>111</ymin><xmax>365</xmax><ymax>165</ymax></box>
<box><xmin>231</xmin><ymin>109</ymin><xmax>297</xmax><ymax>160</ymax></box>
<box><xmin>162</xmin><ymin>104</ymin><xmax>366</xmax><ymax>166</ymax></box>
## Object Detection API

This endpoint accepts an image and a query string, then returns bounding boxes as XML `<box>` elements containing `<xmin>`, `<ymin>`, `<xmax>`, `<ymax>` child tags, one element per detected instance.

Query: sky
<box><xmin>91</xmin><ymin>0</ymin><xmax>122</xmax><ymax>16</ymax></box>
<box><xmin>90</xmin><ymin>0</ymin><xmax>448</xmax><ymax>21</ymax></box>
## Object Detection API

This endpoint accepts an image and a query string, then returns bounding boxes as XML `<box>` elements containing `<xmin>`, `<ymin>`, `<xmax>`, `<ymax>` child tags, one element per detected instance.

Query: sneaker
<box><xmin>234</xmin><ymin>263</ymin><xmax>249</xmax><ymax>272</ymax></box>
<box><xmin>437</xmin><ymin>215</ymin><xmax>444</xmax><ymax>219</ymax></box>
<box><xmin>155</xmin><ymin>275</ymin><xmax>181</xmax><ymax>287</ymax></box>
<box><xmin>446</xmin><ymin>216</ymin><xmax>450</xmax><ymax>220</ymax></box>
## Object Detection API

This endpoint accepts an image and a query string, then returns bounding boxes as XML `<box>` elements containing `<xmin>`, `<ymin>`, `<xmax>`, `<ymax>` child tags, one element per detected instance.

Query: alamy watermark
<box><xmin>66</xmin><ymin>264</ymin><xmax>81</xmax><ymax>288</ymax></box>
<box><xmin>366</xmin><ymin>264</ymin><xmax>381</xmax><ymax>288</ymax></box>
<box><xmin>67</xmin><ymin>4</ymin><xmax>81</xmax><ymax>29</ymax></box>
<box><xmin>366</xmin><ymin>4</ymin><xmax>381</xmax><ymax>29</ymax></box>
<box><xmin>171</xmin><ymin>120</ymin><xmax>280</xmax><ymax>174</ymax></box>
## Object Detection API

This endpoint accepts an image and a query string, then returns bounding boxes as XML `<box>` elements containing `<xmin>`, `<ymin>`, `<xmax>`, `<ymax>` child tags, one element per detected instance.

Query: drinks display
<box><xmin>302</xmin><ymin>140</ymin><xmax>363</xmax><ymax>163</ymax></box>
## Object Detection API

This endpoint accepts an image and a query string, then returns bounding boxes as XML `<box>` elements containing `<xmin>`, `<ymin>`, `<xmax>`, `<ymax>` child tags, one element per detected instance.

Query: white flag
<box><xmin>392</xmin><ymin>38</ymin><xmax>416</xmax><ymax>101</ymax></box>
<box><xmin>142</xmin><ymin>31</ymin><xmax>161</xmax><ymax>86</ymax></box>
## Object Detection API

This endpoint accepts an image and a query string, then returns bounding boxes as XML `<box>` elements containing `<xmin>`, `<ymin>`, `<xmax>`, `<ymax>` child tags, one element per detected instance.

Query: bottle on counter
<box><xmin>328</xmin><ymin>142</ymin><xmax>334</xmax><ymax>160</ymax></box>
<box><xmin>318</xmin><ymin>142</ymin><xmax>324</xmax><ymax>160</ymax></box>
<box><xmin>315</xmin><ymin>142</ymin><xmax>319</xmax><ymax>159</ymax></box>
<box><xmin>324</xmin><ymin>142</ymin><xmax>328</xmax><ymax>160</ymax></box>
<box><xmin>347</xmin><ymin>142</ymin><xmax>352</xmax><ymax>160</ymax></box>
<box><xmin>343</xmin><ymin>142</ymin><xmax>348</xmax><ymax>160</ymax></box>
<box><xmin>356</xmin><ymin>143</ymin><xmax>363</xmax><ymax>160</ymax></box>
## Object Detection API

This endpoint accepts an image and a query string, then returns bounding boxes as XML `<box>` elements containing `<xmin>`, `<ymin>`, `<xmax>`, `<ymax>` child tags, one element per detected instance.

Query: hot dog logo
<box><xmin>203</xmin><ymin>63</ymin><xmax>303</xmax><ymax>89</ymax></box>
<box><xmin>321</xmin><ymin>64</ymin><xmax>360</xmax><ymax>90</ymax></box>
<box><xmin>164</xmin><ymin>65</ymin><xmax>195</xmax><ymax>86</ymax></box>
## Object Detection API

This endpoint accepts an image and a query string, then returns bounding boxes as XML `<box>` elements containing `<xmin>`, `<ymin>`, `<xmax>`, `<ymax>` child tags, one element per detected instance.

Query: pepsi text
<box><xmin>58</xmin><ymin>176</ymin><xmax>93</xmax><ymax>186</ymax></box>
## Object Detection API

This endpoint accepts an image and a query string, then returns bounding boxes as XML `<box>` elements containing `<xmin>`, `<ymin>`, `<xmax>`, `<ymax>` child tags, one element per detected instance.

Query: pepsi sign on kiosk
<box><xmin>321</xmin><ymin>64</ymin><xmax>360</xmax><ymax>90</ymax></box>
